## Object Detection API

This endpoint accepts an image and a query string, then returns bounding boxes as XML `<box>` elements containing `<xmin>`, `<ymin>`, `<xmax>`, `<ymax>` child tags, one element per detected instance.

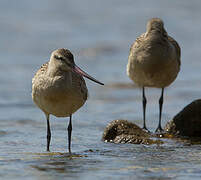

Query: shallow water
<box><xmin>1</xmin><ymin>0</ymin><xmax>201</xmax><ymax>179</ymax></box>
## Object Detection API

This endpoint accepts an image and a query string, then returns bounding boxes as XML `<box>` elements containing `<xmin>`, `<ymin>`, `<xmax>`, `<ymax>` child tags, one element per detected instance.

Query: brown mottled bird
<box><xmin>32</xmin><ymin>48</ymin><xmax>104</xmax><ymax>153</ymax></box>
<box><xmin>127</xmin><ymin>18</ymin><xmax>181</xmax><ymax>132</ymax></box>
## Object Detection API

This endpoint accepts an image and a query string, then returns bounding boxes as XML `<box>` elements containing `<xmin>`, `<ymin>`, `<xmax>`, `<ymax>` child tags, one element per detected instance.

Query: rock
<box><xmin>102</xmin><ymin>119</ymin><xmax>163</xmax><ymax>144</ymax></box>
<box><xmin>165</xmin><ymin>99</ymin><xmax>201</xmax><ymax>137</ymax></box>
<box><xmin>102</xmin><ymin>100</ymin><xmax>201</xmax><ymax>145</ymax></box>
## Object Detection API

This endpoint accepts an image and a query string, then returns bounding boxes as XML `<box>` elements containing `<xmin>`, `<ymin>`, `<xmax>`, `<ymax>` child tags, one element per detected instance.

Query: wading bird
<box><xmin>32</xmin><ymin>48</ymin><xmax>104</xmax><ymax>153</ymax></box>
<box><xmin>127</xmin><ymin>18</ymin><xmax>181</xmax><ymax>133</ymax></box>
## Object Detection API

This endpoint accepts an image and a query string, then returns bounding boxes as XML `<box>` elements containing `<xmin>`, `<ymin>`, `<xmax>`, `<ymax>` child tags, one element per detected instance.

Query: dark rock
<box><xmin>102</xmin><ymin>119</ymin><xmax>163</xmax><ymax>144</ymax></box>
<box><xmin>102</xmin><ymin>100</ymin><xmax>201</xmax><ymax>145</ymax></box>
<box><xmin>165</xmin><ymin>99</ymin><xmax>201</xmax><ymax>137</ymax></box>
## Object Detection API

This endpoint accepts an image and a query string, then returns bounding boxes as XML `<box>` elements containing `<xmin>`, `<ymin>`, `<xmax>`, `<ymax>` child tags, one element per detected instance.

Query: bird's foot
<box><xmin>142</xmin><ymin>126</ymin><xmax>151</xmax><ymax>133</ymax></box>
<box><xmin>155</xmin><ymin>126</ymin><xmax>164</xmax><ymax>134</ymax></box>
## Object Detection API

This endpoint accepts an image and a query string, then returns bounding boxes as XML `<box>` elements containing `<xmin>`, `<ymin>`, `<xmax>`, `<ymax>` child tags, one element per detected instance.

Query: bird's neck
<box><xmin>146</xmin><ymin>29</ymin><xmax>168</xmax><ymax>39</ymax></box>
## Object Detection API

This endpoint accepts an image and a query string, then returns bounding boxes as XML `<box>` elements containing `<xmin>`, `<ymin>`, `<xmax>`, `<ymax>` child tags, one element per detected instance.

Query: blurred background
<box><xmin>0</xmin><ymin>0</ymin><xmax>201</xmax><ymax>179</ymax></box>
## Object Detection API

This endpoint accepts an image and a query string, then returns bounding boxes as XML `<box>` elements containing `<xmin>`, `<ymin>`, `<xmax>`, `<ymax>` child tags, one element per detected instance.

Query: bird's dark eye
<box><xmin>54</xmin><ymin>55</ymin><xmax>65</xmax><ymax>61</ymax></box>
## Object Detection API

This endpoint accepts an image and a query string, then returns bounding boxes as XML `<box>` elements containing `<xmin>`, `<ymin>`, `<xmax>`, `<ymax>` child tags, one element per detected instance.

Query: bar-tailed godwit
<box><xmin>32</xmin><ymin>48</ymin><xmax>104</xmax><ymax>153</ymax></box>
<box><xmin>127</xmin><ymin>18</ymin><xmax>181</xmax><ymax>133</ymax></box>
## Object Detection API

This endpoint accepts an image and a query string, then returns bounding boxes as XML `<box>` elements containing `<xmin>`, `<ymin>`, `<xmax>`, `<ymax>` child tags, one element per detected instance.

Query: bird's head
<box><xmin>50</xmin><ymin>48</ymin><xmax>75</xmax><ymax>71</ymax></box>
<box><xmin>146</xmin><ymin>18</ymin><xmax>167</xmax><ymax>36</ymax></box>
<box><xmin>50</xmin><ymin>48</ymin><xmax>104</xmax><ymax>85</ymax></box>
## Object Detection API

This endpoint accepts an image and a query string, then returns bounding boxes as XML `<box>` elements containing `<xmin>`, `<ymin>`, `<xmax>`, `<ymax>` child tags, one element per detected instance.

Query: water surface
<box><xmin>0</xmin><ymin>0</ymin><xmax>201</xmax><ymax>179</ymax></box>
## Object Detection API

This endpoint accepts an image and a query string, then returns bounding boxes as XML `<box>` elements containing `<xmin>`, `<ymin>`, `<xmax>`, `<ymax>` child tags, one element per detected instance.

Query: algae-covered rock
<box><xmin>165</xmin><ymin>99</ymin><xmax>201</xmax><ymax>137</ymax></box>
<box><xmin>102</xmin><ymin>99</ymin><xmax>201</xmax><ymax>145</ymax></box>
<box><xmin>102</xmin><ymin>119</ymin><xmax>163</xmax><ymax>144</ymax></box>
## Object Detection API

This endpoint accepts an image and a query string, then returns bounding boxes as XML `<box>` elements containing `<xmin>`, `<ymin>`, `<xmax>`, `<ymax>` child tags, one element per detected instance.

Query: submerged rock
<box><xmin>165</xmin><ymin>99</ymin><xmax>201</xmax><ymax>137</ymax></box>
<box><xmin>102</xmin><ymin>100</ymin><xmax>201</xmax><ymax>145</ymax></box>
<box><xmin>102</xmin><ymin>119</ymin><xmax>163</xmax><ymax>144</ymax></box>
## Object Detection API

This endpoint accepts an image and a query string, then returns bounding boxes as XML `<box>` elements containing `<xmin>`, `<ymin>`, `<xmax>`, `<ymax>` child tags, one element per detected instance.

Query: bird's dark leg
<box><xmin>67</xmin><ymin>115</ymin><xmax>72</xmax><ymax>154</ymax></box>
<box><xmin>142</xmin><ymin>87</ymin><xmax>149</xmax><ymax>132</ymax></box>
<box><xmin>46</xmin><ymin>114</ymin><xmax>51</xmax><ymax>151</ymax></box>
<box><xmin>155</xmin><ymin>88</ymin><xmax>164</xmax><ymax>133</ymax></box>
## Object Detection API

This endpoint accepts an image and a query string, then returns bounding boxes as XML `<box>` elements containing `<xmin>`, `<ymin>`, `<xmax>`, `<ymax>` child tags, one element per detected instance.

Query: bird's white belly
<box><xmin>33</xmin><ymin>88</ymin><xmax>86</xmax><ymax>117</ymax></box>
<box><xmin>127</xmin><ymin>58</ymin><xmax>180</xmax><ymax>88</ymax></box>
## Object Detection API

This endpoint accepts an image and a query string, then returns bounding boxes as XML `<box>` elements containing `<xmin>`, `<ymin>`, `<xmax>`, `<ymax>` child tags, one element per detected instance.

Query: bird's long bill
<box><xmin>73</xmin><ymin>65</ymin><xmax>104</xmax><ymax>85</ymax></box>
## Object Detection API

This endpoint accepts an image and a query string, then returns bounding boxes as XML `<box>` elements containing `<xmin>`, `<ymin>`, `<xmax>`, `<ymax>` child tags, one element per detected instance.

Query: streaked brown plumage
<box><xmin>32</xmin><ymin>62</ymin><xmax>88</xmax><ymax>117</ymax></box>
<box><xmin>32</xmin><ymin>48</ymin><xmax>103</xmax><ymax>153</ymax></box>
<box><xmin>127</xmin><ymin>18</ymin><xmax>181</xmax><ymax>132</ymax></box>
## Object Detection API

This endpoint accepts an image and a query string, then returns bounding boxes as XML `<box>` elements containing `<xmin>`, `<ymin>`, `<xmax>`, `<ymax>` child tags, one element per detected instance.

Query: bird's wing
<box><xmin>32</xmin><ymin>62</ymin><xmax>49</xmax><ymax>84</ymax></box>
<box><xmin>130</xmin><ymin>33</ymin><xmax>146</xmax><ymax>52</ymax></box>
<box><xmin>168</xmin><ymin>36</ymin><xmax>181</xmax><ymax>66</ymax></box>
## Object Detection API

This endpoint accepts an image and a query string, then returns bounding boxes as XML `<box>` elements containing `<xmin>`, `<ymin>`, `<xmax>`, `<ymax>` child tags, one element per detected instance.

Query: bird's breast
<box><xmin>127</xmin><ymin>37</ymin><xmax>180</xmax><ymax>88</ymax></box>
<box><xmin>33</xmin><ymin>72</ymin><xmax>88</xmax><ymax>117</ymax></box>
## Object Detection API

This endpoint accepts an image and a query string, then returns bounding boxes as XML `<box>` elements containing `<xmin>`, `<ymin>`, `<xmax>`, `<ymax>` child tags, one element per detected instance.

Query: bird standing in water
<box><xmin>127</xmin><ymin>18</ymin><xmax>181</xmax><ymax>133</ymax></box>
<box><xmin>32</xmin><ymin>48</ymin><xmax>104</xmax><ymax>153</ymax></box>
